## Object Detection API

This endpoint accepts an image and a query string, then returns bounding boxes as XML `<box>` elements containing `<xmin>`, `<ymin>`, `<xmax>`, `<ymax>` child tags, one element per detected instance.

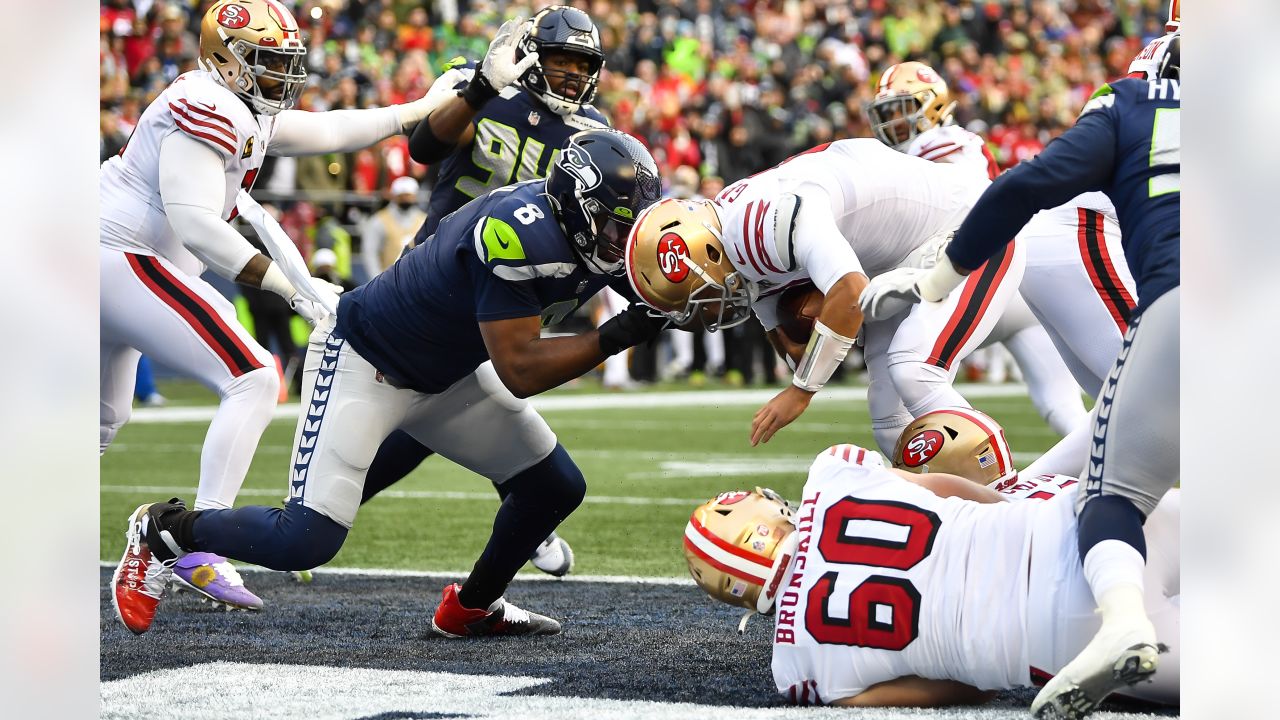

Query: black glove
<box><xmin>598</xmin><ymin>304</ymin><xmax>670</xmax><ymax>356</ymax></box>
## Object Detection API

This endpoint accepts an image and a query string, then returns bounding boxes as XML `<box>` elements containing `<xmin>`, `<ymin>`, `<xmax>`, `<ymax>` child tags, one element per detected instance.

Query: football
<box><xmin>775</xmin><ymin>283</ymin><xmax>824</xmax><ymax>345</ymax></box>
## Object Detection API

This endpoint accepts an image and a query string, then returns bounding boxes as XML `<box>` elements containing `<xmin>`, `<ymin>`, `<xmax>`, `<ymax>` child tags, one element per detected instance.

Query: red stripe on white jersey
<box><xmin>925</xmin><ymin>144</ymin><xmax>965</xmax><ymax>162</ymax></box>
<box><xmin>174</xmin><ymin>99</ymin><xmax>237</xmax><ymax>139</ymax></box>
<box><xmin>919</xmin><ymin>141</ymin><xmax>957</xmax><ymax>157</ymax></box>
<box><xmin>173</xmin><ymin>117</ymin><xmax>237</xmax><ymax>155</ymax></box>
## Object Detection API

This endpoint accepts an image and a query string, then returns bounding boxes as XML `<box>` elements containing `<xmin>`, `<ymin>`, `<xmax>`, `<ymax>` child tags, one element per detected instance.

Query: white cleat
<box><xmin>530</xmin><ymin>532</ymin><xmax>574</xmax><ymax>577</ymax></box>
<box><xmin>1030</xmin><ymin>621</ymin><xmax>1162</xmax><ymax>719</ymax></box>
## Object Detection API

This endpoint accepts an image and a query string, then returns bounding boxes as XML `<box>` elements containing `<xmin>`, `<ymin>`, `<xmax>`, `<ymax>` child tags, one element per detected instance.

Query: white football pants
<box><xmin>100</xmin><ymin>248</ymin><xmax>278</xmax><ymax>510</ymax></box>
<box><xmin>868</xmin><ymin>240</ymin><xmax>1027</xmax><ymax>454</ymax></box>
<box><xmin>287</xmin><ymin>317</ymin><xmax>557</xmax><ymax>528</ymax></box>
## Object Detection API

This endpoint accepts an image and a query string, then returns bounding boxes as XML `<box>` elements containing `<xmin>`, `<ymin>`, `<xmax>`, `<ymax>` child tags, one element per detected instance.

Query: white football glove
<box><xmin>459</xmin><ymin>18</ymin><xmax>539</xmax><ymax>108</ymax></box>
<box><xmin>482</xmin><ymin>18</ymin><xmax>538</xmax><ymax>89</ymax></box>
<box><xmin>288</xmin><ymin>295</ymin><xmax>328</xmax><ymax>326</ymax></box>
<box><xmin>859</xmin><ymin>268</ymin><xmax>926</xmax><ymax>321</ymax></box>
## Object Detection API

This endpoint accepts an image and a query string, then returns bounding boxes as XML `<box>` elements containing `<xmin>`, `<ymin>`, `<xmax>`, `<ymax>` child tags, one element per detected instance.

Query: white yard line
<box><xmin>95</xmin><ymin>558</ymin><xmax>692</xmax><ymax>586</ymax></box>
<box><xmin>126</xmin><ymin>384</ymin><xmax>1033</xmax><ymax>424</ymax></box>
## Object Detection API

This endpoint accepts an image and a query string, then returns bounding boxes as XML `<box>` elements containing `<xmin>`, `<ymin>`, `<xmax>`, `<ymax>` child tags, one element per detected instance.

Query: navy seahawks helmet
<box><xmin>546</xmin><ymin>129</ymin><xmax>661</xmax><ymax>276</ymax></box>
<box><xmin>515</xmin><ymin>6</ymin><xmax>604</xmax><ymax>116</ymax></box>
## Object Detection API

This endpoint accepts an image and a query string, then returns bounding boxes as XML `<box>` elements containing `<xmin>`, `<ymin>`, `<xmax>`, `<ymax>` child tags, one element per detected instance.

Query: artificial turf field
<box><xmin>100</xmin><ymin>380</ymin><xmax>1176</xmax><ymax>718</ymax></box>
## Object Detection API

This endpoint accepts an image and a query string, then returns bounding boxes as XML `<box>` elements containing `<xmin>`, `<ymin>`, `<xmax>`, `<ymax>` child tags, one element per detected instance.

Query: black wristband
<box><xmin>457</xmin><ymin>64</ymin><xmax>499</xmax><ymax>109</ymax></box>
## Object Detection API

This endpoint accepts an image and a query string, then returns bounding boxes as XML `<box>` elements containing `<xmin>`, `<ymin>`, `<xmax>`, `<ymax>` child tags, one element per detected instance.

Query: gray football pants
<box><xmin>1078</xmin><ymin>287</ymin><xmax>1179</xmax><ymax>517</ymax></box>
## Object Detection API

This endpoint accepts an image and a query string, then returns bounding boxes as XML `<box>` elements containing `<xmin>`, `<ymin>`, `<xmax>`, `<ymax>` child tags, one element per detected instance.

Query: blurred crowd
<box><xmin>101</xmin><ymin>0</ymin><xmax>1170</xmax><ymax>390</ymax></box>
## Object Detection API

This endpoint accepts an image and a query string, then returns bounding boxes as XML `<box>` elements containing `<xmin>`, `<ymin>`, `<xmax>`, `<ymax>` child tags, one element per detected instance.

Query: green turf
<box><xmin>101</xmin><ymin>382</ymin><xmax>1059</xmax><ymax>577</ymax></box>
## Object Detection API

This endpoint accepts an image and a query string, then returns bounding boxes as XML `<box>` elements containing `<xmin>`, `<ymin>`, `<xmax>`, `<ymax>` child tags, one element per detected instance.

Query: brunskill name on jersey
<box><xmin>337</xmin><ymin>181</ymin><xmax>624</xmax><ymax>394</ymax></box>
<box><xmin>418</xmin><ymin>61</ymin><xmax>608</xmax><ymax>242</ymax></box>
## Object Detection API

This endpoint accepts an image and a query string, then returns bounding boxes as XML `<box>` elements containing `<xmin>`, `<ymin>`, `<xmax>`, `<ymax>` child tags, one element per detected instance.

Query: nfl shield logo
<box><xmin>528</xmin><ymin>111</ymin><xmax>541</xmax><ymax>126</ymax></box>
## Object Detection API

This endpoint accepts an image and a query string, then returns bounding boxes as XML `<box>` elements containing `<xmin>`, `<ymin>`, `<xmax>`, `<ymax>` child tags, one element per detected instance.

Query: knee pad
<box><xmin>886</xmin><ymin>357</ymin><xmax>952</xmax><ymax>410</ymax></box>
<box><xmin>223</xmin><ymin>365</ymin><xmax>280</xmax><ymax>403</ymax></box>
<box><xmin>100</xmin><ymin>420</ymin><xmax>126</xmax><ymax>455</ymax></box>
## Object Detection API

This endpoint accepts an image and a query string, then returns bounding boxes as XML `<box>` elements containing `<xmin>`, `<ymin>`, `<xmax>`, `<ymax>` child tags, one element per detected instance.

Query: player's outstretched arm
<box><xmin>159</xmin><ymin>131</ymin><xmax>262</xmax><ymax>280</ymax></box>
<box><xmin>408</xmin><ymin>18</ymin><xmax>538</xmax><ymax>164</ymax></box>
<box><xmin>944</xmin><ymin>108</ymin><xmax>1117</xmax><ymax>272</ymax></box>
<box><xmin>751</xmin><ymin>272</ymin><xmax>866</xmax><ymax>446</ymax></box>
<box><xmin>830</xmin><ymin>676</ymin><xmax>994</xmax><ymax>708</ymax></box>
<box><xmin>888</xmin><ymin>469</ymin><xmax>1007</xmax><ymax>504</ymax></box>
<box><xmin>480</xmin><ymin>304</ymin><xmax>665</xmax><ymax>398</ymax></box>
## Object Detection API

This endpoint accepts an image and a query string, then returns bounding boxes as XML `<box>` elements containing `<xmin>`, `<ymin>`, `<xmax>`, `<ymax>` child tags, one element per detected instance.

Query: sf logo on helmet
<box><xmin>657</xmin><ymin>232</ymin><xmax>691</xmax><ymax>283</ymax></box>
<box><xmin>218</xmin><ymin>3</ymin><xmax>250</xmax><ymax>29</ymax></box>
<box><xmin>902</xmin><ymin>429</ymin><xmax>944</xmax><ymax>467</ymax></box>
<box><xmin>560</xmin><ymin>145</ymin><xmax>601</xmax><ymax>191</ymax></box>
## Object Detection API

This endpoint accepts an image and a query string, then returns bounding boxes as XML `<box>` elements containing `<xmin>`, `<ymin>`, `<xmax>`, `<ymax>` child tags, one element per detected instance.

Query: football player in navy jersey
<box><xmin>861</xmin><ymin>38</ymin><xmax>1180</xmax><ymax>720</ymax></box>
<box><xmin>361</xmin><ymin>6</ymin><xmax>612</xmax><ymax>576</ymax></box>
<box><xmin>110</xmin><ymin>129</ymin><xmax>666</xmax><ymax>637</ymax></box>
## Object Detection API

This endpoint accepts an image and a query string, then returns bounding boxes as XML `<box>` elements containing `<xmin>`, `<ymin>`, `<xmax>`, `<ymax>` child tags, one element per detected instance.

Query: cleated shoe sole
<box><xmin>1032</xmin><ymin>643</ymin><xmax>1161</xmax><ymax>720</ymax></box>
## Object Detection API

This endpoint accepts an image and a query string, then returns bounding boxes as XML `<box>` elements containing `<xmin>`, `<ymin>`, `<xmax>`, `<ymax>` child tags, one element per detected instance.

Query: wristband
<box><xmin>457</xmin><ymin>66</ymin><xmax>499</xmax><ymax>109</ymax></box>
<box><xmin>792</xmin><ymin>321</ymin><xmax>856</xmax><ymax>393</ymax></box>
<box><xmin>916</xmin><ymin>257</ymin><xmax>968</xmax><ymax>302</ymax></box>
<box><xmin>260</xmin><ymin>261</ymin><xmax>299</xmax><ymax>301</ymax></box>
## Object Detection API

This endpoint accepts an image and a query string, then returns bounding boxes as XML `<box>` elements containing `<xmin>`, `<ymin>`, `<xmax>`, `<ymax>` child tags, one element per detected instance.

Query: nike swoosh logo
<box><xmin>188</xmin><ymin>99</ymin><xmax>217</xmax><ymax>112</ymax></box>
<box><xmin>497</xmin><ymin>236</ymin><xmax>510</xmax><ymax>249</ymax></box>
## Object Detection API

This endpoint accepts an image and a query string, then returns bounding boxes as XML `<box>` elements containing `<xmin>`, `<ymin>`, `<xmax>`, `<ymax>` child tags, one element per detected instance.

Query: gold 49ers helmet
<box><xmin>866</xmin><ymin>61</ymin><xmax>957</xmax><ymax>150</ymax></box>
<box><xmin>199</xmin><ymin>1</ymin><xmax>307</xmax><ymax>116</ymax></box>
<box><xmin>892</xmin><ymin>407</ymin><xmax>1016</xmax><ymax>487</ymax></box>
<box><xmin>625</xmin><ymin>198</ymin><xmax>753</xmax><ymax>331</ymax></box>
<box><xmin>684</xmin><ymin>488</ymin><xmax>798</xmax><ymax>614</ymax></box>
<box><xmin>1167</xmin><ymin>0</ymin><xmax>1181</xmax><ymax>32</ymax></box>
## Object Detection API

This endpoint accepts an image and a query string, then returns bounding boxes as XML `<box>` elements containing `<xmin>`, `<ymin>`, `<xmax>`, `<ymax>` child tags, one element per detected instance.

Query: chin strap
<box><xmin>738</xmin><ymin>532</ymin><xmax>800</xmax><ymax>635</ymax></box>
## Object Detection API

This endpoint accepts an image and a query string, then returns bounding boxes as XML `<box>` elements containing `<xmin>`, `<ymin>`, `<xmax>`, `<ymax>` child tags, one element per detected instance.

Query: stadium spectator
<box><xmin>360</xmin><ymin>176</ymin><xmax>426</xmax><ymax>281</ymax></box>
<box><xmin>101</xmin><ymin>0</ymin><xmax>1168</xmax><ymax>387</ymax></box>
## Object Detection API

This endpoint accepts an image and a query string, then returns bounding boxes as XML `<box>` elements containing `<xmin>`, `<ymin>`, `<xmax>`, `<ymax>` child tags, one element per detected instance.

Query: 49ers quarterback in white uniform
<box><xmin>101</xmin><ymin>0</ymin><xmax>441</xmax><ymax>608</ymax></box>
<box><xmin>626</xmin><ymin>140</ymin><xmax>1025</xmax><ymax>453</ymax></box>
<box><xmin>683</xmin><ymin>448</ymin><xmax>1179</xmax><ymax>710</ymax></box>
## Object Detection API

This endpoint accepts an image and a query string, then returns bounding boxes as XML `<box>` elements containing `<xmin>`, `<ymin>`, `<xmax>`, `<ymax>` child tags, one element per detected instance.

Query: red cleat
<box><xmin>430</xmin><ymin>583</ymin><xmax>561</xmax><ymax>638</ymax></box>
<box><xmin>110</xmin><ymin>504</ymin><xmax>176</xmax><ymax>635</ymax></box>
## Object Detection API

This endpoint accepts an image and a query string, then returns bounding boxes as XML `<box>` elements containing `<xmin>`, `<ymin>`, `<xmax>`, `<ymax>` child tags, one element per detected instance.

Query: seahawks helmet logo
<box><xmin>559</xmin><ymin>145</ymin><xmax>601</xmax><ymax>191</ymax></box>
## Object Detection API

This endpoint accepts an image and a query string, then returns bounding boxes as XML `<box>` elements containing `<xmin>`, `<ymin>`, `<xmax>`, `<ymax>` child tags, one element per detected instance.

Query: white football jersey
<box><xmin>772</xmin><ymin>446</ymin><xmax>1058</xmax><ymax>704</ymax></box>
<box><xmin>905</xmin><ymin>125</ymin><xmax>1000</xmax><ymax>183</ymax></box>
<box><xmin>907</xmin><ymin>125</ymin><xmax>1116</xmax><ymax>224</ymax></box>
<box><xmin>711</xmin><ymin>139</ymin><xmax>987</xmax><ymax>301</ymax></box>
<box><xmin>993</xmin><ymin>472</ymin><xmax>1080</xmax><ymax>501</ymax></box>
<box><xmin>100</xmin><ymin>69</ymin><xmax>275</xmax><ymax>276</ymax></box>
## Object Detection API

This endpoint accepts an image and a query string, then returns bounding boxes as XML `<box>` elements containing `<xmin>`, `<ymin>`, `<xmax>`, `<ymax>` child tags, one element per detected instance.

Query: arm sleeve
<box><xmin>267</xmin><ymin>106</ymin><xmax>402</xmax><ymax>157</ymax></box>
<box><xmin>788</xmin><ymin>186</ymin><xmax>866</xmax><ymax>295</ymax></box>
<box><xmin>158</xmin><ymin>131</ymin><xmax>259</xmax><ymax>280</ymax></box>
<box><xmin>946</xmin><ymin>110</ymin><xmax>1118</xmax><ymax>271</ymax></box>
<box><xmin>406</xmin><ymin>68</ymin><xmax>474</xmax><ymax>164</ymax></box>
